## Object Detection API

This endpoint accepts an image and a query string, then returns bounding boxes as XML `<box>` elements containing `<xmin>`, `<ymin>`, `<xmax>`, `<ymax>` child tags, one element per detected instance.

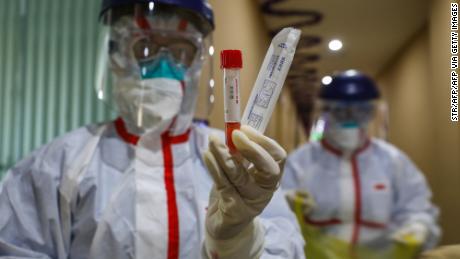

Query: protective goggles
<box><xmin>128</xmin><ymin>30</ymin><xmax>200</xmax><ymax>67</ymax></box>
<box><xmin>321</xmin><ymin>101</ymin><xmax>376</xmax><ymax>126</ymax></box>
<box><xmin>106</xmin><ymin>3</ymin><xmax>205</xmax><ymax>74</ymax></box>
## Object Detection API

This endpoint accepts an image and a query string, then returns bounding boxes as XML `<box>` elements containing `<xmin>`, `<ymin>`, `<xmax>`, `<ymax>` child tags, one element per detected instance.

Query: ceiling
<box><xmin>258</xmin><ymin>0</ymin><xmax>430</xmax><ymax>128</ymax></box>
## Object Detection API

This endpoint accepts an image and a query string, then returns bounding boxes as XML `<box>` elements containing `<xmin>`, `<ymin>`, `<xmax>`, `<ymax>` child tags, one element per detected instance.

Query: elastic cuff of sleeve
<box><xmin>203</xmin><ymin>218</ymin><xmax>265</xmax><ymax>259</ymax></box>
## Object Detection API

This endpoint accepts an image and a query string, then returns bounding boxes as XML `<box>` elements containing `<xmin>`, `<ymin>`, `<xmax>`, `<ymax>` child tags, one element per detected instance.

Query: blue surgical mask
<box><xmin>325</xmin><ymin>120</ymin><xmax>368</xmax><ymax>151</ymax></box>
<box><xmin>139</xmin><ymin>54</ymin><xmax>186</xmax><ymax>81</ymax></box>
<box><xmin>114</xmin><ymin>53</ymin><xmax>187</xmax><ymax>132</ymax></box>
<box><xmin>340</xmin><ymin>121</ymin><xmax>360</xmax><ymax>129</ymax></box>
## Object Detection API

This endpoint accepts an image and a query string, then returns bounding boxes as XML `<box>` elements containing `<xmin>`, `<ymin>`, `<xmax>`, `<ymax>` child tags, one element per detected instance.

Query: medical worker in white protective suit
<box><xmin>0</xmin><ymin>1</ymin><xmax>305</xmax><ymax>258</ymax></box>
<box><xmin>282</xmin><ymin>70</ymin><xmax>440</xmax><ymax>252</ymax></box>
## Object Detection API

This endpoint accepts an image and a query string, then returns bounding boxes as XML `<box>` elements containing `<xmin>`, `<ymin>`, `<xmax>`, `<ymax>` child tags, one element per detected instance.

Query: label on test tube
<box><xmin>221</xmin><ymin>50</ymin><xmax>243</xmax><ymax>153</ymax></box>
<box><xmin>224</xmin><ymin>69</ymin><xmax>241</xmax><ymax>122</ymax></box>
<box><xmin>242</xmin><ymin>28</ymin><xmax>301</xmax><ymax>133</ymax></box>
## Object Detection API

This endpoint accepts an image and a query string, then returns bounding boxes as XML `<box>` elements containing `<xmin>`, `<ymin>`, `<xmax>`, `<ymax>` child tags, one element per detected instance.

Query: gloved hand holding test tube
<box><xmin>201</xmin><ymin>29</ymin><xmax>302</xmax><ymax>257</ymax></box>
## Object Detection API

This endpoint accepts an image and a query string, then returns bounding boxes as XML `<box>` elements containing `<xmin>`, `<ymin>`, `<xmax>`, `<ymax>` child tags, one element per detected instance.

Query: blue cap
<box><xmin>100</xmin><ymin>0</ymin><xmax>214</xmax><ymax>35</ymax></box>
<box><xmin>319</xmin><ymin>70</ymin><xmax>380</xmax><ymax>102</ymax></box>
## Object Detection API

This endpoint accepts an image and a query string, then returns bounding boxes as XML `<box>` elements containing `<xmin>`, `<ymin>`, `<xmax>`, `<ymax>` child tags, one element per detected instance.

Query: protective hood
<box><xmin>96</xmin><ymin>10</ymin><xmax>206</xmax><ymax>140</ymax></box>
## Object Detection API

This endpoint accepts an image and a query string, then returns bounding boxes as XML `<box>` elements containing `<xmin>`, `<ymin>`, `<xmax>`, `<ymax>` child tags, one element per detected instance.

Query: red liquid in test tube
<box><xmin>220</xmin><ymin>50</ymin><xmax>243</xmax><ymax>154</ymax></box>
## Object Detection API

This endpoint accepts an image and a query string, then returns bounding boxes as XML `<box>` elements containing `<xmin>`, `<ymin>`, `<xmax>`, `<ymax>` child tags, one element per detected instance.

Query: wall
<box><xmin>428</xmin><ymin>0</ymin><xmax>460</xmax><ymax>245</ymax></box>
<box><xmin>0</xmin><ymin>0</ymin><xmax>113</xmax><ymax>177</ymax></box>
<box><xmin>378</xmin><ymin>30</ymin><xmax>434</xmax><ymax>175</ymax></box>
<box><xmin>377</xmin><ymin>0</ymin><xmax>460</xmax><ymax>245</ymax></box>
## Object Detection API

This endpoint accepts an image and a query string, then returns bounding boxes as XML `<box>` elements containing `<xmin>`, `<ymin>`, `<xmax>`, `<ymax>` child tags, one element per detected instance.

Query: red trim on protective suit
<box><xmin>305</xmin><ymin>216</ymin><xmax>385</xmax><ymax>229</ymax></box>
<box><xmin>319</xmin><ymin>139</ymin><xmax>386</xmax><ymax>245</ymax></box>
<box><xmin>305</xmin><ymin>217</ymin><xmax>342</xmax><ymax>227</ymax></box>
<box><xmin>320</xmin><ymin>138</ymin><xmax>370</xmax><ymax>157</ymax></box>
<box><xmin>350</xmin><ymin>140</ymin><xmax>373</xmax><ymax>245</ymax></box>
<box><xmin>162</xmin><ymin>130</ymin><xmax>190</xmax><ymax>259</ymax></box>
<box><xmin>114</xmin><ymin>118</ymin><xmax>140</xmax><ymax>145</ymax></box>
<box><xmin>350</xmin><ymin>155</ymin><xmax>362</xmax><ymax>245</ymax></box>
<box><xmin>320</xmin><ymin>139</ymin><xmax>342</xmax><ymax>156</ymax></box>
<box><xmin>355</xmin><ymin>139</ymin><xmax>370</xmax><ymax>154</ymax></box>
<box><xmin>177</xmin><ymin>19</ymin><xmax>188</xmax><ymax>31</ymax></box>
<box><xmin>134</xmin><ymin>6</ymin><xmax>151</xmax><ymax>30</ymax></box>
<box><xmin>114</xmin><ymin>118</ymin><xmax>191</xmax><ymax>146</ymax></box>
<box><xmin>360</xmin><ymin>220</ymin><xmax>386</xmax><ymax>229</ymax></box>
<box><xmin>180</xmin><ymin>81</ymin><xmax>185</xmax><ymax>93</ymax></box>
<box><xmin>114</xmin><ymin>118</ymin><xmax>191</xmax><ymax>258</ymax></box>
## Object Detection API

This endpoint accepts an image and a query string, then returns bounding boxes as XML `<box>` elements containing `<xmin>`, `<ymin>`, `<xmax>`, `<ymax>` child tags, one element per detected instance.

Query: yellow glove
<box><xmin>285</xmin><ymin>190</ymin><xmax>316</xmax><ymax>216</ymax></box>
<box><xmin>391</xmin><ymin>222</ymin><xmax>428</xmax><ymax>247</ymax></box>
<box><xmin>421</xmin><ymin>245</ymin><xmax>460</xmax><ymax>259</ymax></box>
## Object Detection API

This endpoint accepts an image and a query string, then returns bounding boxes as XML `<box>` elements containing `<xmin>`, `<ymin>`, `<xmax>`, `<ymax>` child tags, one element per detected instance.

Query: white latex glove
<box><xmin>202</xmin><ymin>125</ymin><xmax>286</xmax><ymax>258</ymax></box>
<box><xmin>285</xmin><ymin>190</ymin><xmax>316</xmax><ymax>216</ymax></box>
<box><xmin>392</xmin><ymin>221</ymin><xmax>429</xmax><ymax>246</ymax></box>
<box><xmin>421</xmin><ymin>245</ymin><xmax>460</xmax><ymax>259</ymax></box>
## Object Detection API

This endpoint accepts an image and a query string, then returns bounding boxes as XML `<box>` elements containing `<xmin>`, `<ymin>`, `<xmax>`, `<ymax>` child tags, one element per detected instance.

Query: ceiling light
<box><xmin>321</xmin><ymin>76</ymin><xmax>333</xmax><ymax>85</ymax></box>
<box><xmin>328</xmin><ymin>39</ymin><xmax>343</xmax><ymax>51</ymax></box>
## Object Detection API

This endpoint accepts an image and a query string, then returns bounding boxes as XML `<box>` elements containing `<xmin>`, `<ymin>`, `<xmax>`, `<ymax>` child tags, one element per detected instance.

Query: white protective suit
<box><xmin>0</xmin><ymin>119</ymin><xmax>304</xmax><ymax>258</ymax></box>
<box><xmin>281</xmin><ymin>138</ymin><xmax>440</xmax><ymax>250</ymax></box>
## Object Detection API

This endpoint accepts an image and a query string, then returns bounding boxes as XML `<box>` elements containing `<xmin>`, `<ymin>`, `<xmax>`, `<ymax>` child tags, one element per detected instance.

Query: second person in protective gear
<box><xmin>282</xmin><ymin>70</ymin><xmax>440</xmax><ymax>258</ymax></box>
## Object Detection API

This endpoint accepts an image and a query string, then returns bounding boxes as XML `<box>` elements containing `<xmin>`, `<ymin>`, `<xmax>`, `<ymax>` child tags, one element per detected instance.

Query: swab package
<box><xmin>241</xmin><ymin>28</ymin><xmax>301</xmax><ymax>133</ymax></box>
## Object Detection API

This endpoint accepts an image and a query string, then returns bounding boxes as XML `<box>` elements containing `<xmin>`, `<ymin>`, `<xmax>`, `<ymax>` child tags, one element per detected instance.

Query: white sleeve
<box><xmin>202</xmin><ymin>189</ymin><xmax>305</xmax><ymax>259</ymax></box>
<box><xmin>0</xmin><ymin>148</ymin><xmax>63</xmax><ymax>258</ymax></box>
<box><xmin>203</xmin><ymin>219</ymin><xmax>265</xmax><ymax>259</ymax></box>
<box><xmin>391</xmin><ymin>152</ymin><xmax>441</xmax><ymax>249</ymax></box>
<box><xmin>258</xmin><ymin>189</ymin><xmax>305</xmax><ymax>258</ymax></box>
<box><xmin>280</xmin><ymin>155</ymin><xmax>302</xmax><ymax>190</ymax></box>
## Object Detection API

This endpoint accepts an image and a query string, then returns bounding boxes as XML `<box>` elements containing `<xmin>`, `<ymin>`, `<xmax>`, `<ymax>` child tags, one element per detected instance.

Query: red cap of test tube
<box><xmin>220</xmin><ymin>50</ymin><xmax>243</xmax><ymax>69</ymax></box>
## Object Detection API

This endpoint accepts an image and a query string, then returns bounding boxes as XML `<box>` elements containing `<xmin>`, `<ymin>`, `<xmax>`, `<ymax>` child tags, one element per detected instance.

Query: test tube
<box><xmin>220</xmin><ymin>50</ymin><xmax>243</xmax><ymax>153</ymax></box>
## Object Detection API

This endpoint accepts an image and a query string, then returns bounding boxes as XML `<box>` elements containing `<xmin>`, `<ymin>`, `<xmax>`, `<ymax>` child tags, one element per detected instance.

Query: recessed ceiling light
<box><xmin>328</xmin><ymin>39</ymin><xmax>343</xmax><ymax>51</ymax></box>
<box><xmin>321</xmin><ymin>76</ymin><xmax>333</xmax><ymax>85</ymax></box>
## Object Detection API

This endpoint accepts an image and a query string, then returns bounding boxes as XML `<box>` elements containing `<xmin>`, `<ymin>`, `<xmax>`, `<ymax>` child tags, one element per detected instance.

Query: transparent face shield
<box><xmin>194</xmin><ymin>34</ymin><xmax>215</xmax><ymax>126</ymax></box>
<box><xmin>96</xmin><ymin>3</ymin><xmax>209</xmax><ymax>133</ymax></box>
<box><xmin>309</xmin><ymin>100</ymin><xmax>389</xmax><ymax>142</ymax></box>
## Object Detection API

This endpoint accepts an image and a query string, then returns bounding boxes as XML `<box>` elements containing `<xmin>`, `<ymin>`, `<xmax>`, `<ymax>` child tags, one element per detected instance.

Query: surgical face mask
<box><xmin>325</xmin><ymin>123</ymin><xmax>366</xmax><ymax>151</ymax></box>
<box><xmin>113</xmin><ymin>54</ymin><xmax>186</xmax><ymax>133</ymax></box>
<box><xmin>321</xmin><ymin>100</ymin><xmax>375</xmax><ymax>151</ymax></box>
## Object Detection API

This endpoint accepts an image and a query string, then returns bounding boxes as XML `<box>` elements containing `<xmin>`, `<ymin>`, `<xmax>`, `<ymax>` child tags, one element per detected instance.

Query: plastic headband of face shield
<box><xmin>321</xmin><ymin>101</ymin><xmax>377</xmax><ymax>126</ymax></box>
<box><xmin>100</xmin><ymin>2</ymin><xmax>213</xmax><ymax>35</ymax></box>
<box><xmin>104</xmin><ymin>3</ymin><xmax>207</xmax><ymax>74</ymax></box>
